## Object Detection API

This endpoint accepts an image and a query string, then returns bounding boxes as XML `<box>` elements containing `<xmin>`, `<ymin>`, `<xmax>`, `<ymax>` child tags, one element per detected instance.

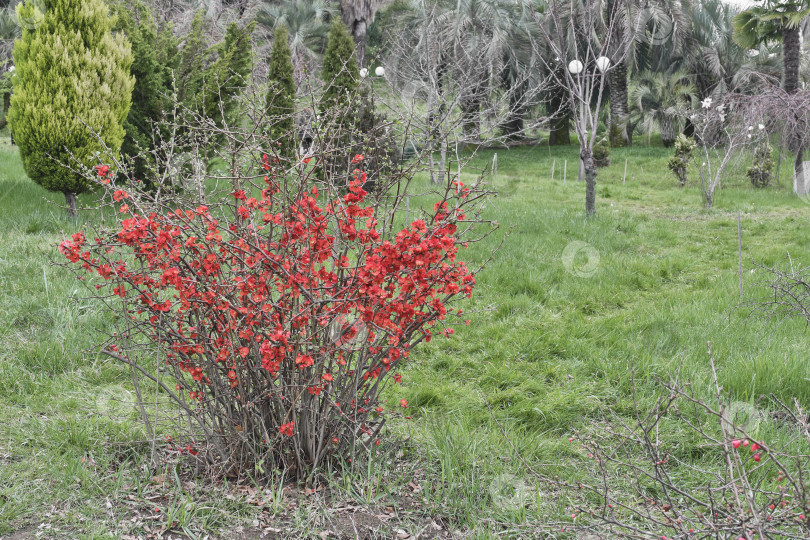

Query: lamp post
<box><xmin>568</xmin><ymin>56</ymin><xmax>610</xmax><ymax>181</ymax></box>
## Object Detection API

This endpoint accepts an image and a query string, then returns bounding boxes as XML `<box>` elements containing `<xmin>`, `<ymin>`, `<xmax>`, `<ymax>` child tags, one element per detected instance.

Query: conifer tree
<box><xmin>319</xmin><ymin>20</ymin><xmax>358</xmax><ymax>184</ymax></box>
<box><xmin>266</xmin><ymin>26</ymin><xmax>296</xmax><ymax>160</ymax></box>
<box><xmin>10</xmin><ymin>0</ymin><xmax>133</xmax><ymax>216</ymax></box>
<box><xmin>320</xmin><ymin>20</ymin><xmax>358</xmax><ymax>115</ymax></box>
<box><xmin>201</xmin><ymin>20</ymin><xmax>255</xmax><ymax>129</ymax></box>
<box><xmin>114</xmin><ymin>0</ymin><xmax>174</xmax><ymax>186</ymax></box>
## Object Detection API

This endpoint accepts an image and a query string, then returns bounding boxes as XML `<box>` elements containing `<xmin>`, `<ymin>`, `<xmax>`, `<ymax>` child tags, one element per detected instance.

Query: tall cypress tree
<box><xmin>266</xmin><ymin>26</ymin><xmax>296</xmax><ymax>160</ymax></box>
<box><xmin>114</xmin><ymin>0</ymin><xmax>174</xmax><ymax>187</ymax></box>
<box><xmin>319</xmin><ymin>20</ymin><xmax>358</xmax><ymax>184</ymax></box>
<box><xmin>321</xmin><ymin>20</ymin><xmax>358</xmax><ymax>115</ymax></box>
<box><xmin>10</xmin><ymin>0</ymin><xmax>134</xmax><ymax>216</ymax></box>
<box><xmin>201</xmin><ymin>20</ymin><xmax>255</xmax><ymax>129</ymax></box>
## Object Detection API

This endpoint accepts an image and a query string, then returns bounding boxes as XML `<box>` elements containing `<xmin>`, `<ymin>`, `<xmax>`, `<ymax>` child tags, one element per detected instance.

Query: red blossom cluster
<box><xmin>59</xmin><ymin>154</ymin><xmax>480</xmax><ymax>475</ymax></box>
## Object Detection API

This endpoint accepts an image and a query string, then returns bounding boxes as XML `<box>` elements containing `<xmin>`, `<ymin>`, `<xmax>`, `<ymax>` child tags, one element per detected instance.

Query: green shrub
<box><xmin>609</xmin><ymin>122</ymin><xmax>626</xmax><ymax>148</ymax></box>
<box><xmin>747</xmin><ymin>143</ymin><xmax>774</xmax><ymax>188</ymax></box>
<box><xmin>10</xmin><ymin>0</ymin><xmax>134</xmax><ymax>215</ymax></box>
<box><xmin>667</xmin><ymin>134</ymin><xmax>696</xmax><ymax>187</ymax></box>
<box><xmin>593</xmin><ymin>138</ymin><xmax>610</xmax><ymax>168</ymax></box>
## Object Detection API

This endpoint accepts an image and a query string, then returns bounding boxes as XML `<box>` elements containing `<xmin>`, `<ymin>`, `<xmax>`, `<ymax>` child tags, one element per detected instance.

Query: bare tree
<box><xmin>736</xmin><ymin>86</ymin><xmax>810</xmax><ymax>196</ymax></box>
<box><xmin>384</xmin><ymin>0</ymin><xmax>546</xmax><ymax>185</ymax></box>
<box><xmin>532</xmin><ymin>0</ymin><xmax>632</xmax><ymax>216</ymax></box>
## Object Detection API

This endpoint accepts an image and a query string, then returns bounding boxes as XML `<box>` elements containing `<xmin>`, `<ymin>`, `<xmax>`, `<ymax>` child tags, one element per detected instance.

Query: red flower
<box><xmin>279</xmin><ymin>421</ymin><xmax>294</xmax><ymax>437</ymax></box>
<box><xmin>400</xmin><ymin>399</ymin><xmax>408</xmax><ymax>408</ymax></box>
<box><xmin>295</xmin><ymin>354</ymin><xmax>314</xmax><ymax>368</ymax></box>
<box><xmin>321</xmin><ymin>373</ymin><xmax>333</xmax><ymax>382</ymax></box>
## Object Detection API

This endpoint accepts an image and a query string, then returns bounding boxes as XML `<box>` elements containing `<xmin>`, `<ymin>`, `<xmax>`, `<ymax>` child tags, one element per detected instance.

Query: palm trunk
<box><xmin>661</xmin><ymin>116</ymin><xmax>675</xmax><ymax>147</ymax></box>
<box><xmin>784</xmin><ymin>24</ymin><xmax>803</xmax><ymax>191</ymax></box>
<box><xmin>353</xmin><ymin>20</ymin><xmax>368</xmax><ymax>68</ymax></box>
<box><xmin>608</xmin><ymin>59</ymin><xmax>631</xmax><ymax>147</ymax></box>
<box><xmin>501</xmin><ymin>76</ymin><xmax>527</xmax><ymax>141</ymax></box>
<box><xmin>782</xmin><ymin>24</ymin><xmax>800</xmax><ymax>94</ymax></box>
<box><xmin>460</xmin><ymin>96</ymin><xmax>480</xmax><ymax>143</ymax></box>
<box><xmin>606</xmin><ymin>0</ymin><xmax>630</xmax><ymax>147</ymax></box>
<box><xmin>548</xmin><ymin>74</ymin><xmax>570</xmax><ymax>146</ymax></box>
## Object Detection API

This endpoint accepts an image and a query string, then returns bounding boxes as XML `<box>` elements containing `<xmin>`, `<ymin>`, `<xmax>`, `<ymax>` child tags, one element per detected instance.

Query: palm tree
<box><xmin>257</xmin><ymin>0</ymin><xmax>337</xmax><ymax>81</ymax></box>
<box><xmin>733</xmin><ymin>0</ymin><xmax>810</xmax><ymax>94</ymax></box>
<box><xmin>394</xmin><ymin>0</ymin><xmax>537</xmax><ymax>143</ymax></box>
<box><xmin>340</xmin><ymin>0</ymin><xmax>383</xmax><ymax>67</ymax></box>
<box><xmin>605</xmin><ymin>0</ymin><xmax>691</xmax><ymax>147</ymax></box>
<box><xmin>628</xmin><ymin>69</ymin><xmax>696</xmax><ymax>146</ymax></box>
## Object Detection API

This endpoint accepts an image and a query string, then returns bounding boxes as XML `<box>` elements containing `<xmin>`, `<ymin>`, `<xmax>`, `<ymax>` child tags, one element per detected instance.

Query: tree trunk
<box><xmin>547</xmin><ymin>75</ymin><xmax>570</xmax><ymax>146</ymax></box>
<box><xmin>661</xmin><ymin>115</ymin><xmax>675</xmax><ymax>147</ymax></box>
<box><xmin>501</xmin><ymin>76</ymin><xmax>527</xmax><ymax>141</ymax></box>
<box><xmin>783</xmin><ymin>24</ymin><xmax>800</xmax><ymax>94</ymax></box>
<box><xmin>608</xmin><ymin>60</ymin><xmax>631</xmax><ymax>147</ymax></box>
<box><xmin>460</xmin><ymin>96</ymin><xmax>480</xmax><ymax>143</ymax></box>
<box><xmin>783</xmin><ymin>24</ymin><xmax>803</xmax><ymax>189</ymax></box>
<box><xmin>583</xmin><ymin>148</ymin><xmax>597</xmax><ymax>216</ymax></box>
<box><xmin>0</xmin><ymin>90</ymin><xmax>8</xmax><ymax>130</ymax></box>
<box><xmin>353</xmin><ymin>20</ymin><xmax>368</xmax><ymax>68</ymax></box>
<box><xmin>65</xmin><ymin>192</ymin><xmax>78</xmax><ymax>217</ymax></box>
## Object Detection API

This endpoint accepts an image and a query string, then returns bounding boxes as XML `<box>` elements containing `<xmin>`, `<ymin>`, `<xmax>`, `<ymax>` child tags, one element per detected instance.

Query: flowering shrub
<box><xmin>685</xmin><ymin>94</ymin><xmax>757</xmax><ymax>207</ymax></box>
<box><xmin>59</xmin><ymin>148</ymin><xmax>487</xmax><ymax>479</ymax></box>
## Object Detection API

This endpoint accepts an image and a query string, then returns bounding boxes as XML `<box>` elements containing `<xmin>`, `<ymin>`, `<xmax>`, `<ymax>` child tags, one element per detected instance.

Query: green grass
<box><xmin>2</xmin><ymin>134</ymin><xmax>810</xmax><ymax>537</ymax></box>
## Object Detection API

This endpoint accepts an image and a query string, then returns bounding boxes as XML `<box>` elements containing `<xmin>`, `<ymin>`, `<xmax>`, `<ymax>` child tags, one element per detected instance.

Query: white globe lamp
<box><xmin>596</xmin><ymin>56</ymin><xmax>611</xmax><ymax>73</ymax></box>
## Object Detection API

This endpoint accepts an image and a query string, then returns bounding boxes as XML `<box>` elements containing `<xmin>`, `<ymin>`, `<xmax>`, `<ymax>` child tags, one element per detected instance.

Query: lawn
<box><xmin>2</xmin><ymin>133</ymin><xmax>810</xmax><ymax>538</ymax></box>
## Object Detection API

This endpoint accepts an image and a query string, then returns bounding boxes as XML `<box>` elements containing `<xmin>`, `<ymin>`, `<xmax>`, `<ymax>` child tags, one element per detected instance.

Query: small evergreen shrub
<box><xmin>10</xmin><ymin>0</ymin><xmax>134</xmax><ymax>215</ymax></box>
<box><xmin>667</xmin><ymin>134</ymin><xmax>696</xmax><ymax>187</ymax></box>
<box><xmin>593</xmin><ymin>138</ymin><xmax>610</xmax><ymax>168</ymax></box>
<box><xmin>747</xmin><ymin>143</ymin><xmax>774</xmax><ymax>188</ymax></box>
